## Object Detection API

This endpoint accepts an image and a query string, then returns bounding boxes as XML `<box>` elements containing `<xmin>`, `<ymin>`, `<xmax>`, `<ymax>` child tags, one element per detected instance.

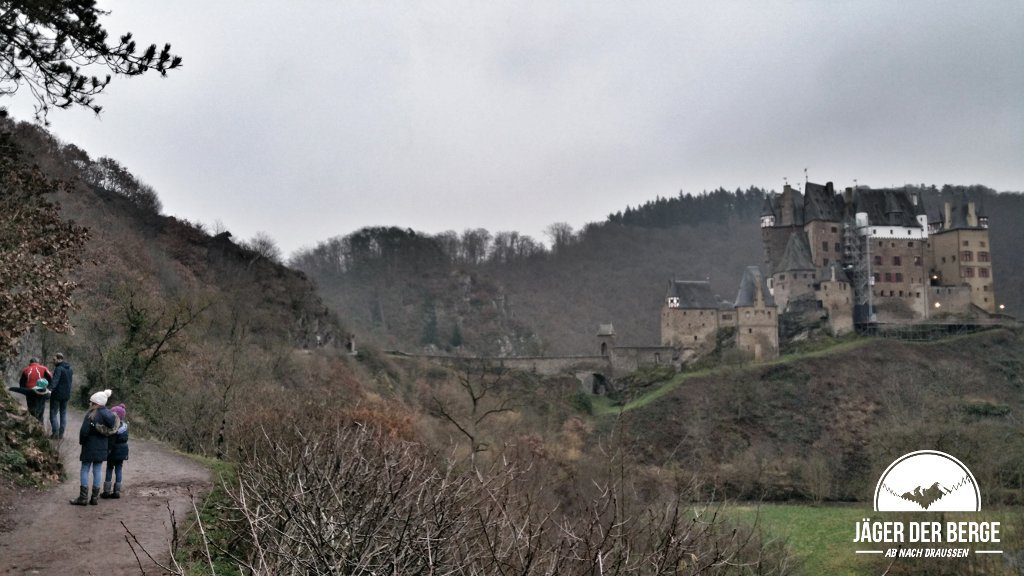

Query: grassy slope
<box><xmin>600</xmin><ymin>328</ymin><xmax>1024</xmax><ymax>503</ymax></box>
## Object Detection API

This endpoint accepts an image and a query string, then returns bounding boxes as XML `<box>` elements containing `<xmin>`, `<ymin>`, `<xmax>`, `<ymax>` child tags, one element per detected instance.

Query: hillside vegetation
<box><xmin>617</xmin><ymin>328</ymin><xmax>1024</xmax><ymax>504</ymax></box>
<box><xmin>295</xmin><ymin>185</ymin><xmax>1024</xmax><ymax>356</ymax></box>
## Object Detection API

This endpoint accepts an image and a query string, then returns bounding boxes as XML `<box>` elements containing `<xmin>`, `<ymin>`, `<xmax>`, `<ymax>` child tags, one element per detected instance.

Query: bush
<box><xmin>570</xmin><ymin>391</ymin><xmax>593</xmax><ymax>415</ymax></box>
<box><xmin>181</xmin><ymin>425</ymin><xmax>795</xmax><ymax>575</ymax></box>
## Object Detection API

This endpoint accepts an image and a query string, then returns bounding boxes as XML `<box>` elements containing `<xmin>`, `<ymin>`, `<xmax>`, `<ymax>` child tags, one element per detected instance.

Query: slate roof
<box><xmin>734</xmin><ymin>266</ymin><xmax>775</xmax><ymax>308</ymax></box>
<box><xmin>761</xmin><ymin>194</ymin><xmax>778</xmax><ymax>218</ymax></box>
<box><xmin>803</xmin><ymin>181</ymin><xmax>843</xmax><ymax>222</ymax></box>
<box><xmin>852</xmin><ymin>188</ymin><xmax>921</xmax><ymax>228</ymax></box>
<box><xmin>666</xmin><ymin>280</ymin><xmax>721</xmax><ymax>309</ymax></box>
<box><xmin>941</xmin><ymin>191</ymin><xmax>987</xmax><ymax>231</ymax></box>
<box><xmin>777</xmin><ymin>231</ymin><xmax>815</xmax><ymax>272</ymax></box>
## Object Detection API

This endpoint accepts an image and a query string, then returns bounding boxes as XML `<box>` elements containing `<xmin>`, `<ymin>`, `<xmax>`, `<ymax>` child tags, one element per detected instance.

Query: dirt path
<box><xmin>0</xmin><ymin>405</ymin><xmax>212</xmax><ymax>576</ymax></box>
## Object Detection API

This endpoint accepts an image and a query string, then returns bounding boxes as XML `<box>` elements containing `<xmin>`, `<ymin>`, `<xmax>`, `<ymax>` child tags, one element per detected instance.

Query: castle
<box><xmin>659</xmin><ymin>182</ymin><xmax>999</xmax><ymax>362</ymax></box>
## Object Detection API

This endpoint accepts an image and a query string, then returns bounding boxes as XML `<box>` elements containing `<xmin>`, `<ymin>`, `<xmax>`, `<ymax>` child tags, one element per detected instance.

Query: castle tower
<box><xmin>597</xmin><ymin>324</ymin><xmax>616</xmax><ymax>357</ymax></box>
<box><xmin>928</xmin><ymin>191</ymin><xmax>995</xmax><ymax>313</ymax></box>
<box><xmin>734</xmin><ymin>267</ymin><xmax>778</xmax><ymax>360</ymax></box>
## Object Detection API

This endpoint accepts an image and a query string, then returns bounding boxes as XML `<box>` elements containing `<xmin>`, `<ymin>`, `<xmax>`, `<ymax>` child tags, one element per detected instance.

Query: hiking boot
<box><xmin>70</xmin><ymin>486</ymin><xmax>88</xmax><ymax>506</ymax></box>
<box><xmin>111</xmin><ymin>482</ymin><xmax>121</xmax><ymax>499</ymax></box>
<box><xmin>89</xmin><ymin>487</ymin><xmax>99</xmax><ymax>505</ymax></box>
<box><xmin>100</xmin><ymin>481</ymin><xmax>113</xmax><ymax>499</ymax></box>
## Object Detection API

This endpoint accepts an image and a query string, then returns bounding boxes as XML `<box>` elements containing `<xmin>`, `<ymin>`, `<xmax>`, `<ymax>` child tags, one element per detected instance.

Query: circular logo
<box><xmin>874</xmin><ymin>451</ymin><xmax>980</xmax><ymax>512</ymax></box>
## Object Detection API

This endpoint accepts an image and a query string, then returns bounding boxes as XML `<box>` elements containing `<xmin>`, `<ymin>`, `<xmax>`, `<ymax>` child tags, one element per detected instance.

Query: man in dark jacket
<box><xmin>48</xmin><ymin>353</ymin><xmax>73</xmax><ymax>439</ymax></box>
<box><xmin>19</xmin><ymin>357</ymin><xmax>52</xmax><ymax>424</ymax></box>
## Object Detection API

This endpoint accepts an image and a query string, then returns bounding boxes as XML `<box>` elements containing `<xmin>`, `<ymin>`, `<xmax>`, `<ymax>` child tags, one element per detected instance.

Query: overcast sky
<box><xmin>8</xmin><ymin>1</ymin><xmax>1023</xmax><ymax>255</ymax></box>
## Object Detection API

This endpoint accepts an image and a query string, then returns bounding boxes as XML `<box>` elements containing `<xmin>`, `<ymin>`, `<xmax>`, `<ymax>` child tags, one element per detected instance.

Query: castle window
<box><xmin>822</xmin><ymin>241</ymin><xmax>829</xmax><ymax>252</ymax></box>
<box><xmin>884</xmin><ymin>272</ymin><xmax>892</xmax><ymax>282</ymax></box>
<box><xmin>890</xmin><ymin>230</ymin><xmax>894</xmax><ymax>236</ymax></box>
<box><xmin>831</xmin><ymin>226</ymin><xmax>838</xmax><ymax>233</ymax></box>
<box><xmin>981</xmin><ymin>241</ymin><xmax>986</xmax><ymax>247</ymax></box>
<box><xmin>891</xmin><ymin>242</ymin><xmax>896</xmax><ymax>248</ymax></box>
<box><xmin>914</xmin><ymin>256</ymin><xmax>922</xmax><ymax>266</ymax></box>
<box><xmin>899</xmin><ymin>290</ymin><xmax>904</xmax><ymax>297</ymax></box>
<box><xmin>916</xmin><ymin>292</ymin><xmax>921</xmax><ymax>298</ymax></box>
<box><xmin>895</xmin><ymin>273</ymin><xmax>904</xmax><ymax>282</ymax></box>
<box><xmin>961</xmin><ymin>251</ymin><xmax>973</xmax><ymax>262</ymax></box>
<box><xmin>978</xmin><ymin>251</ymin><xmax>990</xmax><ymax>262</ymax></box>
<box><xmin>824</xmin><ymin>258</ymin><xmax>829</xmax><ymax>266</ymax></box>
<box><xmin>963</xmin><ymin>240</ymin><xmax>970</xmax><ymax>247</ymax></box>
<box><xmin>779</xmin><ymin>274</ymin><xmax>785</xmax><ymax>280</ymax></box>
<box><xmin>893</xmin><ymin>256</ymin><xmax>902</xmax><ymax>266</ymax></box>
<box><xmin>878</xmin><ymin>241</ymin><xmax>883</xmax><ymax>247</ymax></box>
<box><xmin>748</xmin><ymin>328</ymin><xmax>752</xmax><ymax>334</ymax></box>
<box><xmin>834</xmin><ymin>242</ymin><xmax>841</xmax><ymax>252</ymax></box>
<box><xmin>941</xmin><ymin>256</ymin><xmax>946</xmax><ymax>263</ymax></box>
<box><xmin>874</xmin><ymin>255</ymin><xmax>882</xmax><ymax>265</ymax></box>
<box><xmin>908</xmin><ymin>241</ymin><xmax>914</xmax><ymax>248</ymax></box>
<box><xmin>694</xmin><ymin>335</ymin><xmax>698</xmax><ymax>341</ymax></box>
<box><xmin>979</xmin><ymin>268</ymin><xmax>990</xmax><ymax>278</ymax></box>
<box><xmin>722</xmin><ymin>314</ymin><xmax>732</xmax><ymax>320</ymax></box>
<box><xmin>767</xmin><ymin>311</ymin><xmax>771</xmax><ymax>317</ymax></box>
<box><xmin>962</xmin><ymin>267</ymin><xmax>975</xmax><ymax>278</ymax></box>
<box><xmin>873</xmin><ymin>273</ymin><xmax>880</xmax><ymax>283</ymax></box>
<box><xmin>983</xmin><ymin>285</ymin><xmax>989</xmax><ymax>291</ymax></box>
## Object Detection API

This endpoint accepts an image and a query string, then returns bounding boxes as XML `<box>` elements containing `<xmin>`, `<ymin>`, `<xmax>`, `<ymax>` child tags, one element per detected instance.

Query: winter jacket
<box><xmin>48</xmin><ymin>362</ymin><xmax>73</xmax><ymax>401</ymax></box>
<box><xmin>79</xmin><ymin>407</ymin><xmax>117</xmax><ymax>463</ymax></box>
<box><xmin>107</xmin><ymin>422</ymin><xmax>129</xmax><ymax>462</ymax></box>
<box><xmin>19</xmin><ymin>363</ymin><xmax>52</xmax><ymax>389</ymax></box>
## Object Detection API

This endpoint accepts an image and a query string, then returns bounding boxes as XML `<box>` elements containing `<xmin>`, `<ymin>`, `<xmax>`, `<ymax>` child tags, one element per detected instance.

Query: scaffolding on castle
<box><xmin>842</xmin><ymin>217</ymin><xmax>875</xmax><ymax>324</ymax></box>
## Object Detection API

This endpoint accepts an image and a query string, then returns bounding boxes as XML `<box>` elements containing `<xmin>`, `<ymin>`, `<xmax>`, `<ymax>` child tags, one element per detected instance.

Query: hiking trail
<box><xmin>0</xmin><ymin>405</ymin><xmax>212</xmax><ymax>576</ymax></box>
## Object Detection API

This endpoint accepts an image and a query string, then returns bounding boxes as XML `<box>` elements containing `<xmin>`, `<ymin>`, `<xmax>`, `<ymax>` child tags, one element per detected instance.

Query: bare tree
<box><xmin>243</xmin><ymin>231</ymin><xmax>282</xmax><ymax>265</ymax></box>
<box><xmin>431</xmin><ymin>361</ymin><xmax>515</xmax><ymax>464</ymax></box>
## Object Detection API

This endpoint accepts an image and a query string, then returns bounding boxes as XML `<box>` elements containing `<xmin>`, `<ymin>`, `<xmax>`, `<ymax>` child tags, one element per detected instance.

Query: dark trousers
<box><xmin>26</xmin><ymin>395</ymin><xmax>46</xmax><ymax>424</ymax></box>
<box><xmin>49</xmin><ymin>398</ymin><xmax>68</xmax><ymax>437</ymax></box>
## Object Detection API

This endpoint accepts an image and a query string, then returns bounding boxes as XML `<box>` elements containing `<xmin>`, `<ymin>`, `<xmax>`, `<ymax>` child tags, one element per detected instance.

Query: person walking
<box><xmin>100</xmin><ymin>404</ymin><xmax>129</xmax><ymax>499</ymax></box>
<box><xmin>7</xmin><ymin>379</ymin><xmax>51</xmax><ymax>423</ymax></box>
<box><xmin>48</xmin><ymin>353</ymin><xmax>73</xmax><ymax>439</ymax></box>
<box><xmin>71</xmin><ymin>389</ymin><xmax>117</xmax><ymax>506</ymax></box>
<box><xmin>18</xmin><ymin>358</ymin><xmax>52</xmax><ymax>425</ymax></box>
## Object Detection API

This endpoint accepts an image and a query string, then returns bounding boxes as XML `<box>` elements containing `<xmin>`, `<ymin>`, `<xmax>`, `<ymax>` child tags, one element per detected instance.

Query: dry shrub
<box><xmin>188</xmin><ymin>424</ymin><xmax>795</xmax><ymax>575</ymax></box>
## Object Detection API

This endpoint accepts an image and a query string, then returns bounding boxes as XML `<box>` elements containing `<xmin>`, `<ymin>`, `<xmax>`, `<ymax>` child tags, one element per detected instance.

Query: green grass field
<box><xmin>730</xmin><ymin>503</ymin><xmax>1022</xmax><ymax>576</ymax></box>
<box><xmin>731</xmin><ymin>504</ymin><xmax>877</xmax><ymax>576</ymax></box>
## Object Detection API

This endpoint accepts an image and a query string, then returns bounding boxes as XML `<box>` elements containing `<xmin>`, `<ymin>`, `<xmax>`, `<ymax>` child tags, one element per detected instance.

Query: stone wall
<box><xmin>609</xmin><ymin>346</ymin><xmax>677</xmax><ymax>375</ymax></box>
<box><xmin>660</xmin><ymin>306</ymin><xmax>720</xmax><ymax>355</ymax></box>
<box><xmin>735</xmin><ymin>306</ymin><xmax>779</xmax><ymax>360</ymax></box>
<box><xmin>869</xmin><ymin>236</ymin><xmax>929</xmax><ymax>322</ymax></box>
<box><xmin>819</xmin><ymin>278</ymin><xmax>854</xmax><ymax>336</ymax></box>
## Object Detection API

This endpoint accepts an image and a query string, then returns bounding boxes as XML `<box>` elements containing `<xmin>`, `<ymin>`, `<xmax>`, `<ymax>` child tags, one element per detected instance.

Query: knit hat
<box><xmin>110</xmin><ymin>404</ymin><xmax>127</xmax><ymax>421</ymax></box>
<box><xmin>34</xmin><ymin>378</ymin><xmax>48</xmax><ymax>392</ymax></box>
<box><xmin>89</xmin><ymin>389</ymin><xmax>112</xmax><ymax>407</ymax></box>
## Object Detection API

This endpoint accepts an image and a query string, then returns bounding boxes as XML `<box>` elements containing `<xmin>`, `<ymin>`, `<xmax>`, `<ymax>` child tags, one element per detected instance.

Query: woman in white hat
<box><xmin>70</xmin><ymin>389</ymin><xmax>118</xmax><ymax>506</ymax></box>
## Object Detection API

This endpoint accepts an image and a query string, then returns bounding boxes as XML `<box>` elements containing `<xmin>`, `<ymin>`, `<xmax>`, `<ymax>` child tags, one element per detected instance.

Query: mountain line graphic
<box><xmin>882</xmin><ymin>475</ymin><xmax>973</xmax><ymax>509</ymax></box>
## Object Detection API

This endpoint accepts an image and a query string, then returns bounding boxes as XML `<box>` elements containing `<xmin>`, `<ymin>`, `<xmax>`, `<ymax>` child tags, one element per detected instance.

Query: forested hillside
<box><xmin>295</xmin><ymin>185</ymin><xmax>1024</xmax><ymax>355</ymax></box>
<box><xmin>1</xmin><ymin>118</ymin><xmax>359</xmax><ymax>457</ymax></box>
